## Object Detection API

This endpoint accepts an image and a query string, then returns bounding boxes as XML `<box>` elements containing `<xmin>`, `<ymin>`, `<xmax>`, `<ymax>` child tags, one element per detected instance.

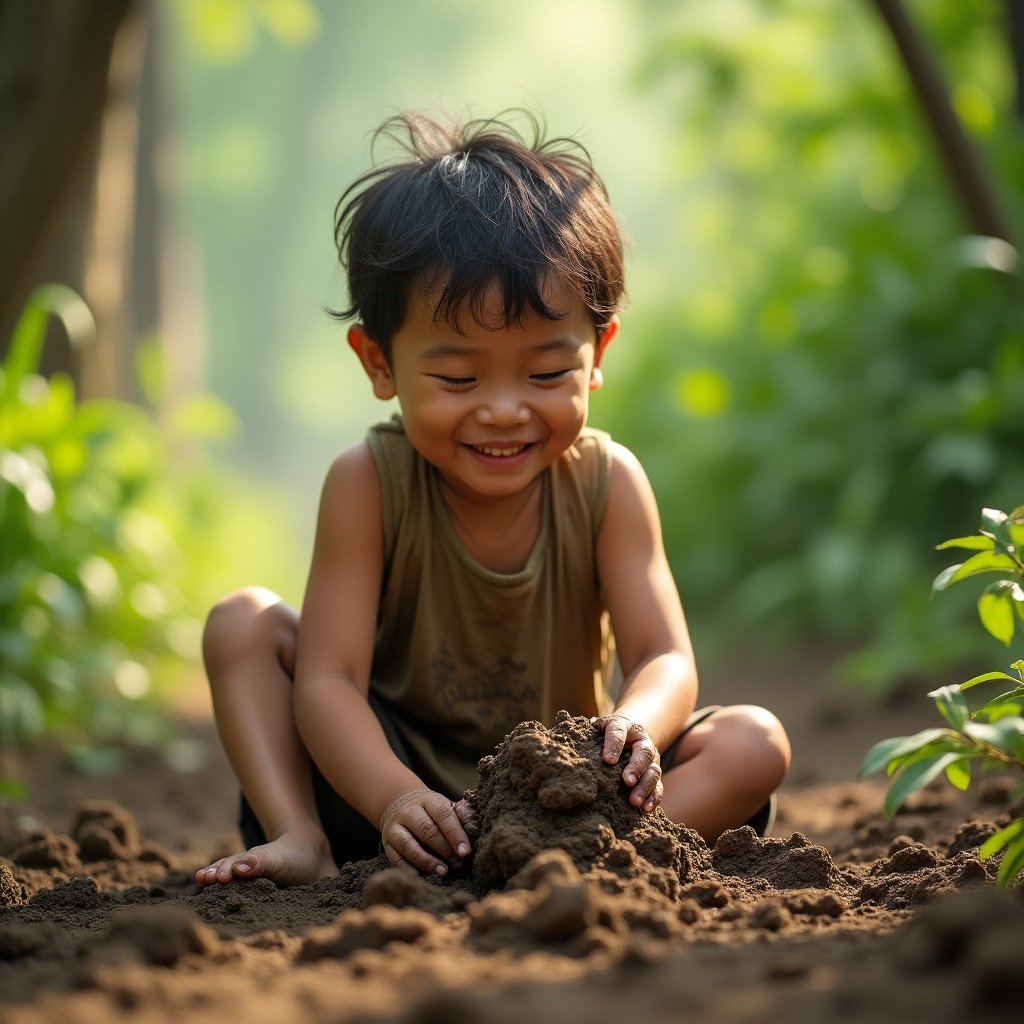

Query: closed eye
<box><xmin>432</xmin><ymin>375</ymin><xmax>475</xmax><ymax>389</ymax></box>
<box><xmin>530</xmin><ymin>369</ymin><xmax>571</xmax><ymax>383</ymax></box>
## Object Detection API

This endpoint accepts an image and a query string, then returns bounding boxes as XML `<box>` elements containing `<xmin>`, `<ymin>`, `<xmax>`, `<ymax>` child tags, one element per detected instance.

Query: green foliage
<box><xmin>0</xmin><ymin>286</ymin><xmax>253</xmax><ymax>763</ymax></box>
<box><xmin>861</xmin><ymin>507</ymin><xmax>1024</xmax><ymax>886</ymax></box>
<box><xmin>595</xmin><ymin>0</ymin><xmax>1024</xmax><ymax>685</ymax></box>
<box><xmin>932</xmin><ymin>505</ymin><xmax>1024</xmax><ymax>645</ymax></box>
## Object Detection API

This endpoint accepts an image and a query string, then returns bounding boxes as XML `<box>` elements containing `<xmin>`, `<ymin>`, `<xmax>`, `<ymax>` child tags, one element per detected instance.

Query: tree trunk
<box><xmin>0</xmin><ymin>0</ymin><xmax>137</xmax><ymax>390</ymax></box>
<box><xmin>872</xmin><ymin>0</ymin><xmax>1015</xmax><ymax>245</ymax></box>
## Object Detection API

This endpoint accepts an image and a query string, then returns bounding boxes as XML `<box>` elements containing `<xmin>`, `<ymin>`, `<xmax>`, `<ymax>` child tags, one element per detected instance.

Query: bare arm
<box><xmin>595</xmin><ymin>442</ymin><xmax>698</xmax><ymax>809</ymax></box>
<box><xmin>292</xmin><ymin>442</ymin><xmax>470</xmax><ymax>871</ymax></box>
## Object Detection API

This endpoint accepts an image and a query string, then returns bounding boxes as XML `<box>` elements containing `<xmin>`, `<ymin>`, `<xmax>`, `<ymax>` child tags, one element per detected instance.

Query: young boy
<box><xmin>196</xmin><ymin>112</ymin><xmax>790</xmax><ymax>888</ymax></box>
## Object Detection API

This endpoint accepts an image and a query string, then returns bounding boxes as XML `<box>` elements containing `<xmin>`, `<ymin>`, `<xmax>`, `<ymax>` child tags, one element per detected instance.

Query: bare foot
<box><xmin>195</xmin><ymin>830</ymin><xmax>339</xmax><ymax>888</ymax></box>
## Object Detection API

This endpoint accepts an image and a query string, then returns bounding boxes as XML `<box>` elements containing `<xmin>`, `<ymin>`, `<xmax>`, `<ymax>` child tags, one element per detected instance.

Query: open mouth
<box><xmin>469</xmin><ymin>443</ymin><xmax>531</xmax><ymax>458</ymax></box>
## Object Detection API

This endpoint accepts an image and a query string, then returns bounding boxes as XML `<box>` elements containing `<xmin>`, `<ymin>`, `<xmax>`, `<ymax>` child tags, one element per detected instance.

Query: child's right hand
<box><xmin>378</xmin><ymin>787</ymin><xmax>473</xmax><ymax>877</ymax></box>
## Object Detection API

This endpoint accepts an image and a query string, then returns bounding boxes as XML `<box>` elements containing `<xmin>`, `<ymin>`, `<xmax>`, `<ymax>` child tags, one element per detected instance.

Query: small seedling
<box><xmin>861</xmin><ymin>506</ymin><xmax>1024</xmax><ymax>887</ymax></box>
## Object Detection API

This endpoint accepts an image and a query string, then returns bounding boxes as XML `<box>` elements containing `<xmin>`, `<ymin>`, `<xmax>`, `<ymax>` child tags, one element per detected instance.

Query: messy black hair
<box><xmin>329</xmin><ymin>110</ymin><xmax>625</xmax><ymax>359</ymax></box>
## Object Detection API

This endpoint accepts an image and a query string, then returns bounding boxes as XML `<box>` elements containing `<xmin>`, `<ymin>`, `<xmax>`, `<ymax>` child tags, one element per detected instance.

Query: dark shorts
<box><xmin>238</xmin><ymin>705</ymin><xmax>773</xmax><ymax>866</ymax></box>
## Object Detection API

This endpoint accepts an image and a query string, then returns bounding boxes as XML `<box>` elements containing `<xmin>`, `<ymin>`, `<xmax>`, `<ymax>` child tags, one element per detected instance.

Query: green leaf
<box><xmin>979</xmin><ymin>819</ymin><xmax>1023</xmax><ymax>859</ymax></box>
<box><xmin>859</xmin><ymin>728</ymin><xmax>951</xmax><ymax>778</ymax></box>
<box><xmin>958</xmin><ymin>670</ymin><xmax>1018</xmax><ymax>691</ymax></box>
<box><xmin>980</xmin><ymin>507</ymin><xmax>1011</xmax><ymax>547</ymax></box>
<box><xmin>978</xmin><ymin>587</ymin><xmax>1017</xmax><ymax>645</ymax></box>
<box><xmin>932</xmin><ymin>551</ymin><xmax>1018</xmax><ymax>593</ymax></box>
<box><xmin>995</xmin><ymin>834</ymin><xmax>1024</xmax><ymax>887</ymax></box>
<box><xmin>963</xmin><ymin>718</ymin><xmax>1024</xmax><ymax>759</ymax></box>
<box><xmin>974</xmin><ymin>689</ymin><xmax>1024</xmax><ymax>719</ymax></box>
<box><xmin>3</xmin><ymin>285</ymin><xmax>94</xmax><ymax>400</ymax></box>
<box><xmin>1009</xmin><ymin>522</ymin><xmax>1024</xmax><ymax>555</ymax></box>
<box><xmin>935</xmin><ymin>535</ymin><xmax>994</xmax><ymax>552</ymax></box>
<box><xmin>931</xmin><ymin>564</ymin><xmax>961</xmax><ymax>592</ymax></box>
<box><xmin>980</xmin><ymin>819</ymin><xmax>1024</xmax><ymax>887</ymax></box>
<box><xmin>943</xmin><ymin>757</ymin><xmax>972</xmax><ymax>790</ymax></box>
<box><xmin>884</xmin><ymin>752</ymin><xmax>967</xmax><ymax>816</ymax></box>
<box><xmin>928</xmin><ymin>685</ymin><xmax>968</xmax><ymax>730</ymax></box>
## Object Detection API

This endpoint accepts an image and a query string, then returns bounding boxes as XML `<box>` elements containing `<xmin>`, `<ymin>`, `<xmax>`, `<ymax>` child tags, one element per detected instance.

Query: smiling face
<box><xmin>350</xmin><ymin>279</ymin><xmax>617</xmax><ymax>503</ymax></box>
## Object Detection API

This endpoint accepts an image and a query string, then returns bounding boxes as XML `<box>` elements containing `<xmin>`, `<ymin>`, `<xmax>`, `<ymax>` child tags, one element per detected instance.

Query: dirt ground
<box><xmin>1</xmin><ymin>652</ymin><xmax>1022</xmax><ymax>1024</ymax></box>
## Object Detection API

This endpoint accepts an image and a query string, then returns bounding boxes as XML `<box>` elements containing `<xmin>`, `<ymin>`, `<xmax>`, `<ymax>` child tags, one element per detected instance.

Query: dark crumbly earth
<box><xmin>2</xmin><ymin>672</ymin><xmax>1023</xmax><ymax>1024</ymax></box>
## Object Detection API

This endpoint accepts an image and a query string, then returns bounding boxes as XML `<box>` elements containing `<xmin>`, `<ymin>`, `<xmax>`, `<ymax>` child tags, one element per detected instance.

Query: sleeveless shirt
<box><xmin>364</xmin><ymin>416</ymin><xmax>614</xmax><ymax>797</ymax></box>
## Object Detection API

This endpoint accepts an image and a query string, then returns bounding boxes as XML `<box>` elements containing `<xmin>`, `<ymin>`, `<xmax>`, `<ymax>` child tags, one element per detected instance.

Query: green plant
<box><xmin>860</xmin><ymin>506</ymin><xmax>1024</xmax><ymax>886</ymax></box>
<box><xmin>0</xmin><ymin>285</ymin><xmax>237</xmax><ymax>764</ymax></box>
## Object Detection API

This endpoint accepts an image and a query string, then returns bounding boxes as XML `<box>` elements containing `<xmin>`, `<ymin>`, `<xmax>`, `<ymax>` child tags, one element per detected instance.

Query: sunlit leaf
<box><xmin>978</xmin><ymin>587</ymin><xmax>1016</xmax><ymax>645</ymax></box>
<box><xmin>884</xmin><ymin>752</ymin><xmax>969</xmax><ymax>816</ymax></box>
<box><xmin>927</xmin><ymin>684</ymin><xmax>968</xmax><ymax>730</ymax></box>
<box><xmin>3</xmin><ymin>285</ymin><xmax>94</xmax><ymax>399</ymax></box>
<box><xmin>979</xmin><ymin>818</ymin><xmax>1023</xmax><ymax>858</ymax></box>
<box><xmin>980</xmin><ymin>507</ymin><xmax>1009</xmax><ymax>533</ymax></box>
<box><xmin>943</xmin><ymin>757</ymin><xmax>971</xmax><ymax>790</ymax></box>
<box><xmin>979</xmin><ymin>696</ymin><xmax>1024</xmax><ymax>722</ymax></box>
<box><xmin>935</xmin><ymin>535</ymin><xmax>994</xmax><ymax>552</ymax></box>
<box><xmin>995</xmin><ymin>836</ymin><xmax>1024</xmax><ymax>887</ymax></box>
<box><xmin>1009</xmin><ymin>523</ymin><xmax>1024</xmax><ymax>554</ymax></box>
<box><xmin>932</xmin><ymin>551</ymin><xmax>1017</xmax><ymax>592</ymax></box>
<box><xmin>963</xmin><ymin>718</ymin><xmax>1024</xmax><ymax>758</ymax></box>
<box><xmin>980</xmin><ymin>820</ymin><xmax>1024</xmax><ymax>887</ymax></box>
<box><xmin>859</xmin><ymin>728</ymin><xmax>951</xmax><ymax>778</ymax></box>
<box><xmin>958</xmin><ymin>670</ymin><xmax>1018</xmax><ymax>690</ymax></box>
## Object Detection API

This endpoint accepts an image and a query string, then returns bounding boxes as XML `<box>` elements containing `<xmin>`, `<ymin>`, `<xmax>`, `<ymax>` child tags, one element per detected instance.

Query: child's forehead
<box><xmin>412</xmin><ymin>274</ymin><xmax>585</xmax><ymax>334</ymax></box>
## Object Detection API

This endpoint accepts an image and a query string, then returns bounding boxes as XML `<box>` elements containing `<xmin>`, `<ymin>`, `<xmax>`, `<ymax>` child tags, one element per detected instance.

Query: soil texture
<box><xmin>2</xmin><ymin>662</ymin><xmax>1022</xmax><ymax>1024</ymax></box>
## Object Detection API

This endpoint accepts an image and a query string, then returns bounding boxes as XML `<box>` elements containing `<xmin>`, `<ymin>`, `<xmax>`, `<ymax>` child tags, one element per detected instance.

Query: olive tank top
<box><xmin>364</xmin><ymin>416</ymin><xmax>614</xmax><ymax>797</ymax></box>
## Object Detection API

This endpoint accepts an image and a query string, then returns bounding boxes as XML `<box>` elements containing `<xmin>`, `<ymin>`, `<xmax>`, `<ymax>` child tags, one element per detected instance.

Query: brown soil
<box><xmin>1</xmin><ymin>656</ymin><xmax>1022</xmax><ymax>1024</ymax></box>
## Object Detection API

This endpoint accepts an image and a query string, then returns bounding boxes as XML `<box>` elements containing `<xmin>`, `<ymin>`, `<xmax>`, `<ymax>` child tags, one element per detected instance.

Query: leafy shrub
<box><xmin>0</xmin><ymin>286</ymin><xmax>247</xmax><ymax>765</ymax></box>
<box><xmin>595</xmin><ymin>0</ymin><xmax>1024</xmax><ymax>685</ymax></box>
<box><xmin>861</xmin><ymin>506</ymin><xmax>1024</xmax><ymax>886</ymax></box>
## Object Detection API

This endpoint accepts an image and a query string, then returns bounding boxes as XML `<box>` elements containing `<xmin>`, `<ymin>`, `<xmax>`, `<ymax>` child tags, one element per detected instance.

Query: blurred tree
<box><xmin>873</xmin><ymin>0</ymin><xmax>1014</xmax><ymax>242</ymax></box>
<box><xmin>0</xmin><ymin>0</ymin><xmax>168</xmax><ymax>401</ymax></box>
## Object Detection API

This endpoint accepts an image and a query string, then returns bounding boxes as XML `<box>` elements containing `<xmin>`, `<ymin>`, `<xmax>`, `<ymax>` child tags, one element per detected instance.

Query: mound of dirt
<box><xmin>467</xmin><ymin>711</ymin><xmax>711</xmax><ymax>898</ymax></box>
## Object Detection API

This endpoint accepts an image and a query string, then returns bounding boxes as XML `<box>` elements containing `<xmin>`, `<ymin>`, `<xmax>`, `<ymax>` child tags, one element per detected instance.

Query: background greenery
<box><xmin>2</xmin><ymin>0</ymin><xmax>1022</xmax><ymax>755</ymax></box>
<box><xmin>168</xmin><ymin>0</ymin><xmax>1021</xmax><ymax>678</ymax></box>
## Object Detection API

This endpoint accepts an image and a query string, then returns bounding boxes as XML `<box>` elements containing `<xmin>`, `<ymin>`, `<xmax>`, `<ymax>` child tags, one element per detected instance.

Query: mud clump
<box><xmin>712</xmin><ymin>828</ymin><xmax>844</xmax><ymax>890</ymax></box>
<box><xmin>72</xmin><ymin>800</ymin><xmax>142</xmax><ymax>862</ymax></box>
<box><xmin>10</xmin><ymin>828</ymin><xmax>81</xmax><ymax>872</ymax></box>
<box><xmin>858</xmin><ymin>849</ymin><xmax>992</xmax><ymax>909</ymax></box>
<box><xmin>466</xmin><ymin>711</ymin><xmax>712</xmax><ymax>892</ymax></box>
<box><xmin>0</xmin><ymin>863</ymin><xmax>27</xmax><ymax>907</ymax></box>
<box><xmin>299</xmin><ymin>905</ymin><xmax>437</xmax><ymax>961</ymax></box>
<box><xmin>91</xmin><ymin>905</ymin><xmax>219</xmax><ymax>967</ymax></box>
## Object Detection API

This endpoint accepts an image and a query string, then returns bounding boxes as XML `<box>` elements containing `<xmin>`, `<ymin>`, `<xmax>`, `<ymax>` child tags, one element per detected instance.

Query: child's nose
<box><xmin>475</xmin><ymin>391</ymin><xmax>530</xmax><ymax>427</ymax></box>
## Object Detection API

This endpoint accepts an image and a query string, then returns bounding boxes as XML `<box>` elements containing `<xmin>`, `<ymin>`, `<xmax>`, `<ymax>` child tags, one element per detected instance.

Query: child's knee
<box><xmin>203</xmin><ymin>587</ymin><xmax>296</xmax><ymax>674</ymax></box>
<box><xmin>716</xmin><ymin>705</ymin><xmax>791</xmax><ymax>794</ymax></box>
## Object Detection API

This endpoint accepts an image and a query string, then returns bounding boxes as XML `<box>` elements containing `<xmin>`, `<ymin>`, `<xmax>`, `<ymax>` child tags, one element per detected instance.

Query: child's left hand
<box><xmin>595</xmin><ymin>715</ymin><xmax>663</xmax><ymax>813</ymax></box>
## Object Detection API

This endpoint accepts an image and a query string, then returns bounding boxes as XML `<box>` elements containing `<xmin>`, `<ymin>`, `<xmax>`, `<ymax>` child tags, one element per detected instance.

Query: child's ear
<box><xmin>590</xmin><ymin>316</ymin><xmax>619</xmax><ymax>392</ymax></box>
<box><xmin>349</xmin><ymin>326</ymin><xmax>397</xmax><ymax>400</ymax></box>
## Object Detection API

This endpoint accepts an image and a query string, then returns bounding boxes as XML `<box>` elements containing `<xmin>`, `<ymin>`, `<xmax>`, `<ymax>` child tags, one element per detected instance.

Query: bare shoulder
<box><xmin>314</xmin><ymin>439</ymin><xmax>383</xmax><ymax>550</ymax></box>
<box><xmin>321</xmin><ymin>440</ymin><xmax>381</xmax><ymax>506</ymax></box>
<box><xmin>601</xmin><ymin>440</ymin><xmax>663</xmax><ymax>537</ymax></box>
